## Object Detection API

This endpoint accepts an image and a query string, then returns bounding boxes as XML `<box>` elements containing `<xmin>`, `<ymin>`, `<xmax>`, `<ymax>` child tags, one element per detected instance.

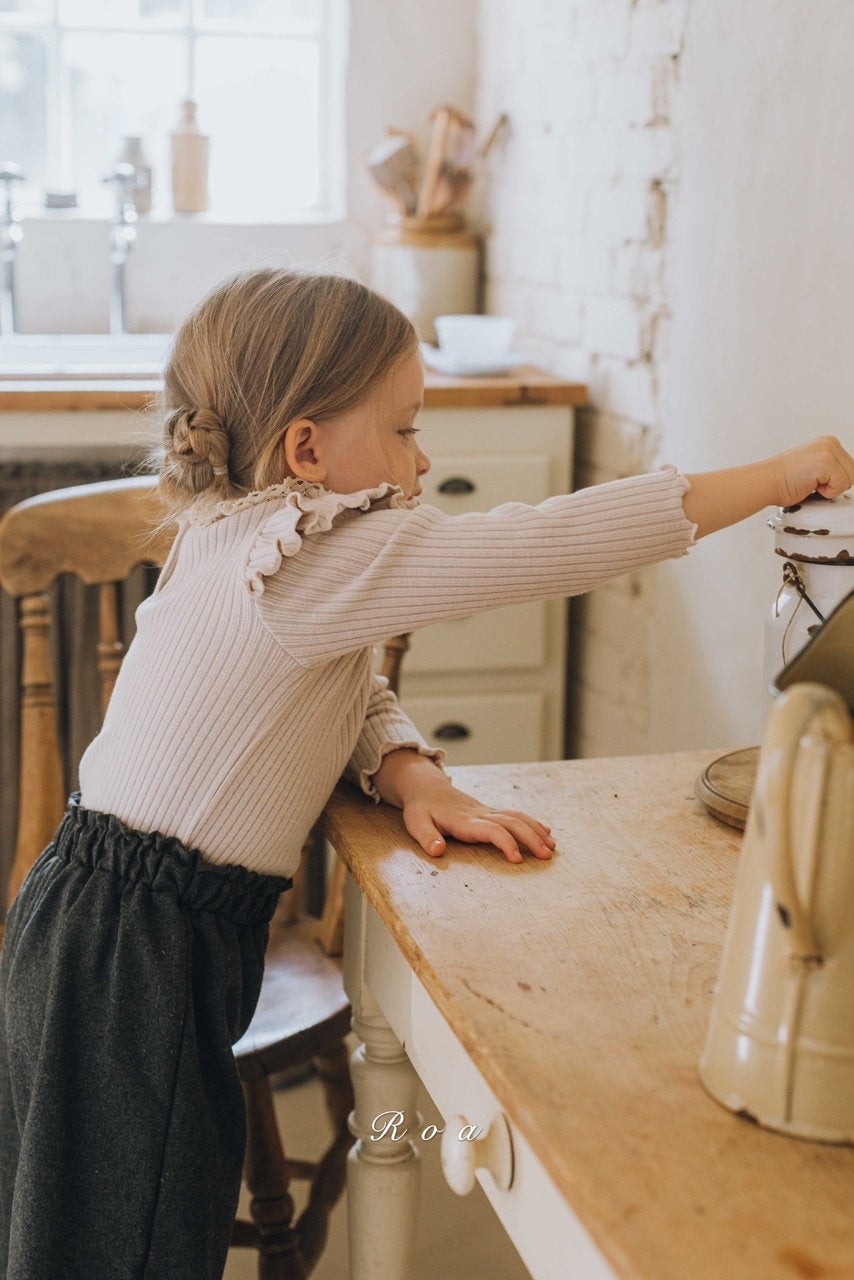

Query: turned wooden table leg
<box><xmin>343</xmin><ymin>873</ymin><xmax>422</xmax><ymax>1280</ymax></box>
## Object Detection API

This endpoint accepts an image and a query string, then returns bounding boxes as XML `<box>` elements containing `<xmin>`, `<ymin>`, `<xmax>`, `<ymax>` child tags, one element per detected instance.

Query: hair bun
<box><xmin>166</xmin><ymin>406</ymin><xmax>231</xmax><ymax>479</ymax></box>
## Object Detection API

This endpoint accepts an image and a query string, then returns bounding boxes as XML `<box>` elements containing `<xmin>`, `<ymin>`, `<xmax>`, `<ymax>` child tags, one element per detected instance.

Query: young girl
<box><xmin>1</xmin><ymin>268</ymin><xmax>852</xmax><ymax>1280</ymax></box>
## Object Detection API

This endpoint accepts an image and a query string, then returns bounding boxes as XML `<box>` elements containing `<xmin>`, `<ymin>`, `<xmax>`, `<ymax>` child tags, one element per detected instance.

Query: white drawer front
<box><xmin>402</xmin><ymin>600</ymin><xmax>547</xmax><ymax>674</ymax></box>
<box><xmin>401</xmin><ymin>692</ymin><xmax>545</xmax><ymax>765</ymax></box>
<box><xmin>422</xmin><ymin>452</ymin><xmax>551</xmax><ymax>513</ymax></box>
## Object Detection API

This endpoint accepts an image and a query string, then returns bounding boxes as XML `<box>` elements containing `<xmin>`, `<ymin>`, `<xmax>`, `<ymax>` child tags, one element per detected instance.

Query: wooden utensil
<box><xmin>415</xmin><ymin>106</ymin><xmax>454</xmax><ymax>218</ymax></box>
<box><xmin>367</xmin><ymin>134</ymin><xmax>419</xmax><ymax>215</ymax></box>
<box><xmin>420</xmin><ymin>108</ymin><xmax>477</xmax><ymax>217</ymax></box>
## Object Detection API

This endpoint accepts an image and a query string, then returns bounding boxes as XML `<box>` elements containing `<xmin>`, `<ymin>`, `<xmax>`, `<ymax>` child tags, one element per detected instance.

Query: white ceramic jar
<box><xmin>370</xmin><ymin>214</ymin><xmax>480</xmax><ymax>345</ymax></box>
<box><xmin>765</xmin><ymin>491</ymin><xmax>854</xmax><ymax>696</ymax></box>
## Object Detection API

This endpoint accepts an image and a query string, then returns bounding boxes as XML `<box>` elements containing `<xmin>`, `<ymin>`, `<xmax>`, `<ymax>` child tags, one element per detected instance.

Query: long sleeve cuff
<box><xmin>344</xmin><ymin>706</ymin><xmax>447</xmax><ymax>804</ymax></box>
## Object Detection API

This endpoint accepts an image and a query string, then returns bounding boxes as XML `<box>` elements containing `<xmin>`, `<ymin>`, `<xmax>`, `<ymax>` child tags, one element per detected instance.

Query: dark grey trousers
<box><xmin>0</xmin><ymin>793</ymin><xmax>292</xmax><ymax>1280</ymax></box>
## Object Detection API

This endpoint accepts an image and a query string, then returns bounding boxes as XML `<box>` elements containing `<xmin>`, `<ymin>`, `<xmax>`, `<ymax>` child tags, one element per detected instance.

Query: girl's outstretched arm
<box><xmin>684</xmin><ymin>436</ymin><xmax>854</xmax><ymax>539</ymax></box>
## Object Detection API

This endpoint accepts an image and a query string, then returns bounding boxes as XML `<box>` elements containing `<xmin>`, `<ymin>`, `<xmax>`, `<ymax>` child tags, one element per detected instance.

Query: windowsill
<box><xmin>18</xmin><ymin>204</ymin><xmax>348</xmax><ymax>230</ymax></box>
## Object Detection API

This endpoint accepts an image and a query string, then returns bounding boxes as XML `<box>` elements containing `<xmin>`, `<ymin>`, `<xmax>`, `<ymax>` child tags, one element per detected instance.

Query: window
<box><xmin>0</xmin><ymin>0</ymin><xmax>347</xmax><ymax>220</ymax></box>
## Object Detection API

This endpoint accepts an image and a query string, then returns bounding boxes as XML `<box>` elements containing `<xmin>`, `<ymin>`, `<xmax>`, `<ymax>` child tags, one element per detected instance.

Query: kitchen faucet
<box><xmin>104</xmin><ymin>162</ymin><xmax>139</xmax><ymax>335</ymax></box>
<box><xmin>0</xmin><ymin>162</ymin><xmax>25</xmax><ymax>336</ymax></box>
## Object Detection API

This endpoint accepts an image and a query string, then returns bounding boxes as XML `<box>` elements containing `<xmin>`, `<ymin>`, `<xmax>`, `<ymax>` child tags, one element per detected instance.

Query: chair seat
<box><xmin>234</xmin><ymin>918</ymin><xmax>351</xmax><ymax>1082</ymax></box>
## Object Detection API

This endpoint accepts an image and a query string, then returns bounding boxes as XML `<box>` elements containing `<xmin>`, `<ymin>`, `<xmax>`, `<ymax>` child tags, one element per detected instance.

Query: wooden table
<box><xmin>323</xmin><ymin>752</ymin><xmax>854</xmax><ymax>1280</ymax></box>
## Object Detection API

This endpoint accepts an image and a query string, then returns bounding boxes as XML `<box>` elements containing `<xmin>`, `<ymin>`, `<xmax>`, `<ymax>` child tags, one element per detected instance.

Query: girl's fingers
<box><xmin>403</xmin><ymin>810</ymin><xmax>447</xmax><ymax>857</ymax></box>
<box><xmin>498</xmin><ymin>808</ymin><xmax>553</xmax><ymax>838</ymax></box>
<box><xmin>487</xmin><ymin>814</ymin><xmax>554</xmax><ymax>859</ymax></box>
<box><xmin>404</xmin><ymin>808</ymin><xmax>556</xmax><ymax>864</ymax></box>
<box><xmin>439</xmin><ymin>816</ymin><xmax>523</xmax><ymax>863</ymax></box>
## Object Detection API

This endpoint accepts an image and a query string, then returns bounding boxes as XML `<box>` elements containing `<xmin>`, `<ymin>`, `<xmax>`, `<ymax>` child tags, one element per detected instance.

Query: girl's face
<box><xmin>284</xmin><ymin>348</ymin><xmax>431</xmax><ymax>499</ymax></box>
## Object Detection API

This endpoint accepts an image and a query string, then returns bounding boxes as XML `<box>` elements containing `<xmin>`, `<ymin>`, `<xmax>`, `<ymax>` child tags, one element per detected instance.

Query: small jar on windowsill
<box><xmin>370</xmin><ymin>212</ymin><xmax>481</xmax><ymax>345</ymax></box>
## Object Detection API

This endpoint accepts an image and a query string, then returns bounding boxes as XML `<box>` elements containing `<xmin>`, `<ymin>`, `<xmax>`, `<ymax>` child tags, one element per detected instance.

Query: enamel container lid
<box><xmin>768</xmin><ymin>489</ymin><xmax>854</xmax><ymax>565</ymax></box>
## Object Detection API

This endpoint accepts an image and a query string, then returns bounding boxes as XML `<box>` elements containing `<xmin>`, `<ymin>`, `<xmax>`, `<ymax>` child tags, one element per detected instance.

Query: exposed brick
<box><xmin>574</xmin><ymin>405</ymin><xmax>651</xmax><ymax>471</ymax></box>
<box><xmin>620</xmin><ymin>125</ymin><xmax>675</xmax><ymax>179</ymax></box>
<box><xmin>595</xmin><ymin>67</ymin><xmax>657</xmax><ymax>124</ymax></box>
<box><xmin>565</xmin><ymin>130</ymin><xmax>622</xmax><ymax>179</ymax></box>
<box><xmin>574</xmin><ymin>9</ymin><xmax>631</xmax><ymax>60</ymax></box>
<box><xmin>476</xmin><ymin>0</ymin><xmax>680</xmax><ymax>760</ymax></box>
<box><xmin>588</xmin><ymin>181</ymin><xmax>651</xmax><ymax>241</ymax></box>
<box><xmin>588</xmin><ymin>361</ymin><xmax>658</xmax><ymax>429</ymax></box>
<box><xmin>557</xmin><ymin>237</ymin><xmax>613</xmax><ymax>293</ymax></box>
<box><xmin>538</xmin><ymin>179</ymin><xmax>589</xmax><ymax>234</ymax></box>
<box><xmin>531</xmin><ymin>289</ymin><xmax>584</xmax><ymax>344</ymax></box>
<box><xmin>629</xmin><ymin>2</ymin><xmax>688</xmax><ymax>58</ymax></box>
<box><xmin>584</xmin><ymin>296</ymin><xmax>644</xmax><ymax>360</ymax></box>
<box><xmin>612</xmin><ymin>242</ymin><xmax>666</xmax><ymax>300</ymax></box>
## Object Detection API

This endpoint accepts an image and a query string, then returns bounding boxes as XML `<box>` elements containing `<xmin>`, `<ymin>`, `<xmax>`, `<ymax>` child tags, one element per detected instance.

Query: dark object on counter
<box><xmin>772</xmin><ymin>586</ymin><xmax>854</xmax><ymax>709</ymax></box>
<box><xmin>44</xmin><ymin>191</ymin><xmax>78</xmax><ymax>209</ymax></box>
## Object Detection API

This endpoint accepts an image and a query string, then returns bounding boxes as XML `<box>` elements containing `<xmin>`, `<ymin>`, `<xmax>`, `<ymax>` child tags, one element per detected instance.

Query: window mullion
<box><xmin>49</xmin><ymin>12</ymin><xmax>63</xmax><ymax>191</ymax></box>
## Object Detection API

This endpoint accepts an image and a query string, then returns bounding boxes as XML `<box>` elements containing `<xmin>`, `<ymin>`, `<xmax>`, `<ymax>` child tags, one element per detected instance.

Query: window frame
<box><xmin>0</xmin><ymin>0</ymin><xmax>348</xmax><ymax>223</ymax></box>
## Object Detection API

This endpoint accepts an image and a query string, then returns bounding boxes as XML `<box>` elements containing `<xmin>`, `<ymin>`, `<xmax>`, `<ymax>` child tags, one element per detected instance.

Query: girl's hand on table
<box><xmin>402</xmin><ymin>774</ymin><xmax>555</xmax><ymax>864</ymax></box>
<box><xmin>372</xmin><ymin>746</ymin><xmax>556</xmax><ymax>863</ymax></box>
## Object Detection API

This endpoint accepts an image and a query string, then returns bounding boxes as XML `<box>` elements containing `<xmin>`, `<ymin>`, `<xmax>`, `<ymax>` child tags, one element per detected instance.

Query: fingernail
<box><xmin>545</xmin><ymin>837</ymin><xmax>556</xmax><ymax>848</ymax></box>
<box><xmin>429</xmin><ymin>838</ymin><xmax>444</xmax><ymax>852</ymax></box>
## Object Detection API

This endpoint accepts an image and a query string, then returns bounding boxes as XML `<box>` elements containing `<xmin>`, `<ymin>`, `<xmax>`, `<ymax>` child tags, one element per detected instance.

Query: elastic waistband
<box><xmin>52</xmin><ymin>793</ymin><xmax>292</xmax><ymax>926</ymax></box>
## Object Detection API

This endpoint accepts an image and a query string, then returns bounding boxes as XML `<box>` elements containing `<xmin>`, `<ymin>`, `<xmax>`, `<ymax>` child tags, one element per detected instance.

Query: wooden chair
<box><xmin>0</xmin><ymin>476</ymin><xmax>410</xmax><ymax>1279</ymax></box>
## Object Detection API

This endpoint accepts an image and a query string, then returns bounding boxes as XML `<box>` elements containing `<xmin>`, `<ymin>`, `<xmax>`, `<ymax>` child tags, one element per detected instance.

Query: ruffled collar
<box><xmin>182</xmin><ymin>478</ymin><xmax>421</xmax><ymax>595</ymax></box>
<box><xmin>184</xmin><ymin>477</ymin><xmax>419</xmax><ymax>529</ymax></box>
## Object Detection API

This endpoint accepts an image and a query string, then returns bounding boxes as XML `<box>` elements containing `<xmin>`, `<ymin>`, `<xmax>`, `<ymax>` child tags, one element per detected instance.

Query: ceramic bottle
<box><xmin>170</xmin><ymin>100</ymin><xmax>209</xmax><ymax>214</ymax></box>
<box><xmin>117</xmin><ymin>136</ymin><xmax>152</xmax><ymax>213</ymax></box>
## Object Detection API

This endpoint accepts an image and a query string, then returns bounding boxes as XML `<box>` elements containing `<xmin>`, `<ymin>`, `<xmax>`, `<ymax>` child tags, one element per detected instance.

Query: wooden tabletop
<box><xmin>323</xmin><ymin>752</ymin><xmax>854</xmax><ymax>1280</ymax></box>
<box><xmin>0</xmin><ymin>366</ymin><xmax>587</xmax><ymax>413</ymax></box>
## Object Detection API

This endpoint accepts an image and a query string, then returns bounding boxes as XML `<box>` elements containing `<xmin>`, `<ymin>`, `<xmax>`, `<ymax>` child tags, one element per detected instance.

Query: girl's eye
<box><xmin>399</xmin><ymin>428</ymin><xmax>420</xmax><ymax>439</ymax></box>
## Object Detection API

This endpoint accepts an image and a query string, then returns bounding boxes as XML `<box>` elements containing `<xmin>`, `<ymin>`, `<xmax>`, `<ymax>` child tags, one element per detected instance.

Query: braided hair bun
<box><xmin>162</xmin><ymin>406</ymin><xmax>231</xmax><ymax>497</ymax></box>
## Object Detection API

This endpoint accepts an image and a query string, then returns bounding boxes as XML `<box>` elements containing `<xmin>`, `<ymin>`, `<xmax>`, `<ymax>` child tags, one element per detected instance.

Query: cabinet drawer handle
<box><xmin>433</xmin><ymin>722</ymin><xmax>471</xmax><ymax>741</ymax></box>
<box><xmin>438</xmin><ymin>476</ymin><xmax>476</xmax><ymax>495</ymax></box>
<box><xmin>441</xmin><ymin>1112</ymin><xmax>514</xmax><ymax>1195</ymax></box>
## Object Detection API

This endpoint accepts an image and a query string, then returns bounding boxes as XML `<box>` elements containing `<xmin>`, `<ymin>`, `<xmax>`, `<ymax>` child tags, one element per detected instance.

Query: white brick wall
<box><xmin>476</xmin><ymin>0</ymin><xmax>688</xmax><ymax>757</ymax></box>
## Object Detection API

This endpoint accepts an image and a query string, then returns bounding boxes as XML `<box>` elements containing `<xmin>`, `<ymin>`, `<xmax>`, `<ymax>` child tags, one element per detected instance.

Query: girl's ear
<box><xmin>283</xmin><ymin>419</ymin><xmax>328</xmax><ymax>483</ymax></box>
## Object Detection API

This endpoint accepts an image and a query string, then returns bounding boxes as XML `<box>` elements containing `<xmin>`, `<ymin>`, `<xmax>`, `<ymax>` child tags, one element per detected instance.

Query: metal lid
<box><xmin>768</xmin><ymin>489</ymin><xmax>854</xmax><ymax>564</ymax></box>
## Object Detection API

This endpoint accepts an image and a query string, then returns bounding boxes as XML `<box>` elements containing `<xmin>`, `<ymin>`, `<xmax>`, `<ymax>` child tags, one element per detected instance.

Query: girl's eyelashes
<box><xmin>398</xmin><ymin>427</ymin><xmax>420</xmax><ymax>439</ymax></box>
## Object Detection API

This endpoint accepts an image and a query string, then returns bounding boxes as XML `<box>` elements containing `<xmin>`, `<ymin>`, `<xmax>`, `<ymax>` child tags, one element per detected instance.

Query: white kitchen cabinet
<box><xmin>376</xmin><ymin>397</ymin><xmax>577</xmax><ymax>765</ymax></box>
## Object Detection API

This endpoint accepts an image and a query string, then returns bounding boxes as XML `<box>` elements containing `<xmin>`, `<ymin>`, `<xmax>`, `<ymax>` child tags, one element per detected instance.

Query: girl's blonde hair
<box><xmin>148</xmin><ymin>268</ymin><xmax>418</xmax><ymax>523</ymax></box>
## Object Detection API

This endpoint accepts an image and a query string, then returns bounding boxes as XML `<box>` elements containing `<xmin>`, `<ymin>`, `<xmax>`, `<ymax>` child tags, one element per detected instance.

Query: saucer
<box><xmin>420</xmin><ymin>343</ymin><xmax>524</xmax><ymax>378</ymax></box>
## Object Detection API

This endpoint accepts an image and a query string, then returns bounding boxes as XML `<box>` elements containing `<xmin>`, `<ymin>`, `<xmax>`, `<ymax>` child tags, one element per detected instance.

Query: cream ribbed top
<box><xmin>78</xmin><ymin>467</ymin><xmax>696</xmax><ymax>878</ymax></box>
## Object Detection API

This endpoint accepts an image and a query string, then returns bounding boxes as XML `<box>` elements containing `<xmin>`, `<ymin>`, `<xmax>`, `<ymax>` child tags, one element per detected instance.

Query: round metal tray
<box><xmin>695</xmin><ymin>746</ymin><xmax>759</xmax><ymax>831</ymax></box>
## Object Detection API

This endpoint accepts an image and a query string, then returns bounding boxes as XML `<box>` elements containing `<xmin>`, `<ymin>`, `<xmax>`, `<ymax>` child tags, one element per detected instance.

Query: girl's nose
<box><xmin>416</xmin><ymin>448</ymin><xmax>431</xmax><ymax>476</ymax></box>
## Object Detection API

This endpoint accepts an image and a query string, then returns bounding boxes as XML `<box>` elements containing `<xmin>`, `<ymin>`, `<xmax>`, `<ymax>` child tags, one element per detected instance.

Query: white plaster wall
<box><xmin>475</xmin><ymin>0</ymin><xmax>685</xmax><ymax>758</ymax></box>
<box><xmin>13</xmin><ymin>0</ymin><xmax>476</xmax><ymax>333</ymax></box>
<box><xmin>476</xmin><ymin>0</ymin><xmax>854</xmax><ymax>757</ymax></box>
<box><xmin>651</xmin><ymin>0</ymin><xmax>854</xmax><ymax>750</ymax></box>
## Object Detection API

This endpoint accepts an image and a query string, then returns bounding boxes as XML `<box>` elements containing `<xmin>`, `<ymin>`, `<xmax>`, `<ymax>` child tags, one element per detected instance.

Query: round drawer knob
<box><xmin>438</xmin><ymin>476</ymin><xmax>476</xmax><ymax>495</ymax></box>
<box><xmin>440</xmin><ymin>1112</ymin><xmax>514</xmax><ymax>1196</ymax></box>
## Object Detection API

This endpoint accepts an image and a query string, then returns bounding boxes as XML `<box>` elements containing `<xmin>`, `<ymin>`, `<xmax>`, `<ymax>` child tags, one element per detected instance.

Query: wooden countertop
<box><xmin>0</xmin><ymin>366</ymin><xmax>587</xmax><ymax>413</ymax></box>
<box><xmin>323</xmin><ymin>752</ymin><xmax>854</xmax><ymax>1280</ymax></box>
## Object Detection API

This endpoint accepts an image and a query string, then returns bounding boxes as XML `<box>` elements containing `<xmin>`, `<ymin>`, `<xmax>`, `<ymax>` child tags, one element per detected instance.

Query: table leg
<box><xmin>343</xmin><ymin>875</ymin><xmax>422</xmax><ymax>1279</ymax></box>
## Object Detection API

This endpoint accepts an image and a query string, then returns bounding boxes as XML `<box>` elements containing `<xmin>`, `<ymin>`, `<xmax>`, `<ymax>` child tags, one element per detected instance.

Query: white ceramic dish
<box><xmin>420</xmin><ymin>343</ymin><xmax>524</xmax><ymax>377</ymax></box>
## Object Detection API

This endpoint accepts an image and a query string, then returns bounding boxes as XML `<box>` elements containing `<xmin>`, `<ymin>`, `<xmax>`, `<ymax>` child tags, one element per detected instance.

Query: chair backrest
<box><xmin>0</xmin><ymin>477</ymin><xmax>174</xmax><ymax>918</ymax></box>
<box><xmin>0</xmin><ymin>476</ymin><xmax>410</xmax><ymax>936</ymax></box>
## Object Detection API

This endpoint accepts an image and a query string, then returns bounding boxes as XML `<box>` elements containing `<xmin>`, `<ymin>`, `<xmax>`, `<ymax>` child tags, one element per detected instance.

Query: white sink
<box><xmin>0</xmin><ymin>333</ymin><xmax>171</xmax><ymax>381</ymax></box>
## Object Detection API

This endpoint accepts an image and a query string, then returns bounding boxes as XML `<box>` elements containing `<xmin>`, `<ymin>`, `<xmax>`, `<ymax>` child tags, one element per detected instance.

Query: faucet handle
<box><xmin>103</xmin><ymin>161</ymin><xmax>139</xmax><ymax>195</ymax></box>
<box><xmin>0</xmin><ymin>162</ymin><xmax>24</xmax><ymax>184</ymax></box>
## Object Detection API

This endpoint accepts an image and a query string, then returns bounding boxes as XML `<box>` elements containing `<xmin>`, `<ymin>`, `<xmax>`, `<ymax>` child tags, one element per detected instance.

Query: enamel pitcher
<box><xmin>700</xmin><ymin>681</ymin><xmax>854</xmax><ymax>1142</ymax></box>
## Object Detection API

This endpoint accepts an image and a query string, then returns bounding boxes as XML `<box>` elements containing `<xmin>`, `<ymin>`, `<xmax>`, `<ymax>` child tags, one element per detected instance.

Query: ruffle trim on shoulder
<box><xmin>241</xmin><ymin>480</ymin><xmax>420</xmax><ymax>595</ymax></box>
